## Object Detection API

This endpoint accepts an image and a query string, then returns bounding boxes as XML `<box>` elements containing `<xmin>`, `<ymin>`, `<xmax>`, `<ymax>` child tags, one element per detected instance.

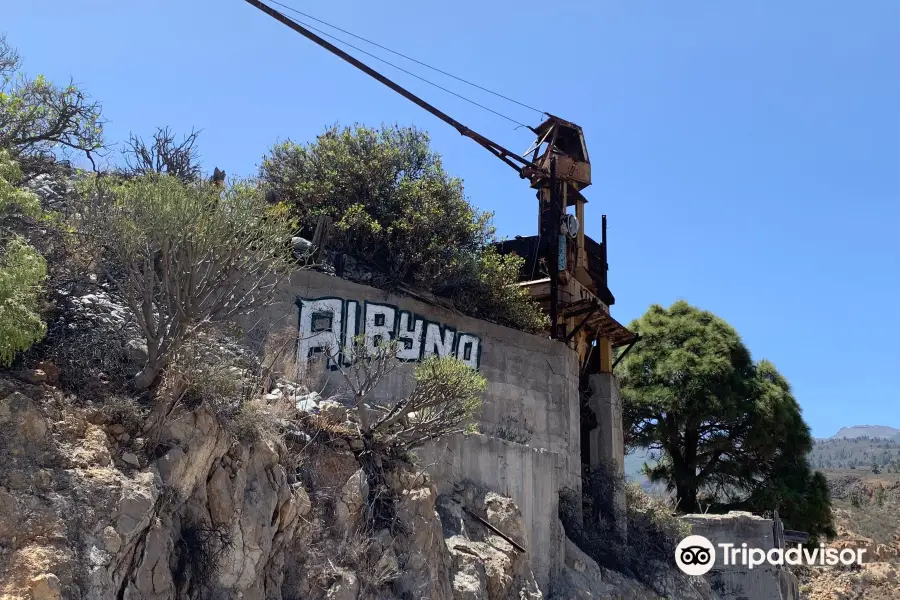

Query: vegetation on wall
<box><xmin>259</xmin><ymin>124</ymin><xmax>547</xmax><ymax>332</ymax></box>
<box><xmin>616</xmin><ymin>300</ymin><xmax>835</xmax><ymax>541</ymax></box>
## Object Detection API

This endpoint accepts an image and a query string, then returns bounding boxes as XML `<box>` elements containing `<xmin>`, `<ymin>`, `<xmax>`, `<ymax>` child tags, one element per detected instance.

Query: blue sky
<box><xmin>7</xmin><ymin>1</ymin><xmax>899</xmax><ymax>437</ymax></box>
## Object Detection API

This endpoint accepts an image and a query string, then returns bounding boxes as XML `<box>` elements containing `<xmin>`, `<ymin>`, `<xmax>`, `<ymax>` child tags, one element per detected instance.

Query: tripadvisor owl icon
<box><xmin>675</xmin><ymin>535</ymin><xmax>716</xmax><ymax>576</ymax></box>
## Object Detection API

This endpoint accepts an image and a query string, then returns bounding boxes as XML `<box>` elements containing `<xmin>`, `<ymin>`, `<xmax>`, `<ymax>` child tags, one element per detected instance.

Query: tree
<box><xmin>734</xmin><ymin>362</ymin><xmax>835</xmax><ymax>542</ymax></box>
<box><xmin>0</xmin><ymin>35</ymin><xmax>103</xmax><ymax>169</ymax></box>
<box><xmin>618</xmin><ymin>301</ymin><xmax>758</xmax><ymax>512</ymax></box>
<box><xmin>79</xmin><ymin>173</ymin><xmax>297</xmax><ymax>389</ymax></box>
<box><xmin>123</xmin><ymin>127</ymin><xmax>201</xmax><ymax>182</ymax></box>
<box><xmin>0</xmin><ymin>149</ymin><xmax>46</xmax><ymax>364</ymax></box>
<box><xmin>617</xmin><ymin>301</ymin><xmax>835</xmax><ymax>545</ymax></box>
<box><xmin>259</xmin><ymin>124</ymin><xmax>546</xmax><ymax>332</ymax></box>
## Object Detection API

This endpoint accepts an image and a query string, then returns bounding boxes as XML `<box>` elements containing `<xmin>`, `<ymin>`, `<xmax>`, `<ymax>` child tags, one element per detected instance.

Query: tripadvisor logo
<box><xmin>675</xmin><ymin>535</ymin><xmax>866</xmax><ymax>576</ymax></box>
<box><xmin>675</xmin><ymin>536</ymin><xmax>716</xmax><ymax>575</ymax></box>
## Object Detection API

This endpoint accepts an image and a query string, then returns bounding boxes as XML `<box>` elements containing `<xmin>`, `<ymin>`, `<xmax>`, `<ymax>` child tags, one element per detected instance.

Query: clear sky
<box><xmin>6</xmin><ymin>1</ymin><xmax>899</xmax><ymax>438</ymax></box>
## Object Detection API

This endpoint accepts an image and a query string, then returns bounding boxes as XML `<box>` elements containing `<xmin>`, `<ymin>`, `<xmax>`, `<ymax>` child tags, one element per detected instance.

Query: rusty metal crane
<box><xmin>241</xmin><ymin>0</ymin><xmax>635</xmax><ymax>368</ymax></box>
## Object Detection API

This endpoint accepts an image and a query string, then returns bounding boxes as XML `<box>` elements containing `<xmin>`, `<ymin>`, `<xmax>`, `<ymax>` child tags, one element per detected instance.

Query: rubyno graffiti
<box><xmin>296</xmin><ymin>297</ymin><xmax>483</xmax><ymax>370</ymax></box>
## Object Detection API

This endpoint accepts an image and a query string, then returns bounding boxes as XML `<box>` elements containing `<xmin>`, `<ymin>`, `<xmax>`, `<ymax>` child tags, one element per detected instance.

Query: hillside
<box><xmin>810</xmin><ymin>437</ymin><xmax>900</xmax><ymax>472</ymax></box>
<box><xmin>829</xmin><ymin>426</ymin><xmax>900</xmax><ymax>440</ymax></box>
<box><xmin>626</xmin><ymin>425</ymin><xmax>900</xmax><ymax>483</ymax></box>
<box><xmin>797</xmin><ymin>468</ymin><xmax>900</xmax><ymax>600</ymax></box>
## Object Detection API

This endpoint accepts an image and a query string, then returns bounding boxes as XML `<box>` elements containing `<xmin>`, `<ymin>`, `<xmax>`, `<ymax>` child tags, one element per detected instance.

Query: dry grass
<box><xmin>255</xmin><ymin>323</ymin><xmax>332</xmax><ymax>394</ymax></box>
<box><xmin>100</xmin><ymin>394</ymin><xmax>149</xmax><ymax>435</ymax></box>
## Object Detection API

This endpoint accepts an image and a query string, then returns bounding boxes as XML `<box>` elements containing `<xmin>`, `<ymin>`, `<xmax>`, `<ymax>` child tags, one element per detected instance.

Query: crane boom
<box><xmin>242</xmin><ymin>0</ymin><xmax>539</xmax><ymax>177</ymax></box>
<box><xmin>242</xmin><ymin>0</ymin><xmax>609</xmax><ymax>342</ymax></box>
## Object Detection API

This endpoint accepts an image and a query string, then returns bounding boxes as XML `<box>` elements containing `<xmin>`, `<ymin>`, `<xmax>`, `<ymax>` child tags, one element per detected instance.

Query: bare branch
<box><xmin>123</xmin><ymin>126</ymin><xmax>202</xmax><ymax>182</ymax></box>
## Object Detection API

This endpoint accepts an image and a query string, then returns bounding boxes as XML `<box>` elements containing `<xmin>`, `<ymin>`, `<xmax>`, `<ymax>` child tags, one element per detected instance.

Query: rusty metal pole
<box><xmin>601</xmin><ymin>214</ymin><xmax>608</xmax><ymax>286</ymax></box>
<box><xmin>549</xmin><ymin>157</ymin><xmax>559</xmax><ymax>339</ymax></box>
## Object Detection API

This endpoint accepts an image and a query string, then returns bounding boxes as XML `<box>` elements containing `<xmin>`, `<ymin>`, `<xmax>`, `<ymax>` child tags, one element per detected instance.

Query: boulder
<box><xmin>296</xmin><ymin>392</ymin><xmax>321</xmax><ymax>414</ymax></box>
<box><xmin>30</xmin><ymin>573</ymin><xmax>62</xmax><ymax>600</ymax></box>
<box><xmin>335</xmin><ymin>469</ymin><xmax>369</xmax><ymax>532</ymax></box>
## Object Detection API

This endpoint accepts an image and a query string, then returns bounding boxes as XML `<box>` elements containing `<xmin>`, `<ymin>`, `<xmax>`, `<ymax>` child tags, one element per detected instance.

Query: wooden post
<box><xmin>598</xmin><ymin>337</ymin><xmax>613</xmax><ymax>373</ymax></box>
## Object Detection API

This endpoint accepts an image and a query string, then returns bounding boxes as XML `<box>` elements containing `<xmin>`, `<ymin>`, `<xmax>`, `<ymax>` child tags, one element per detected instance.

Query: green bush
<box><xmin>260</xmin><ymin>124</ymin><xmax>547</xmax><ymax>332</ymax></box>
<box><xmin>0</xmin><ymin>149</ymin><xmax>47</xmax><ymax>365</ymax></box>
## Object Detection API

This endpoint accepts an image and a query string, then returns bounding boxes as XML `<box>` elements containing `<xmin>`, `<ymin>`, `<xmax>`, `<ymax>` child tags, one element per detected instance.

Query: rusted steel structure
<box><xmin>241</xmin><ymin>0</ymin><xmax>635</xmax><ymax>373</ymax></box>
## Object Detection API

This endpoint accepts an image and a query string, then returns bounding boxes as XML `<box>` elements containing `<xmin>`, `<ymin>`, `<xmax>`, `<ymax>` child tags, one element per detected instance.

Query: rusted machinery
<box><xmin>241</xmin><ymin>0</ymin><xmax>636</xmax><ymax>374</ymax></box>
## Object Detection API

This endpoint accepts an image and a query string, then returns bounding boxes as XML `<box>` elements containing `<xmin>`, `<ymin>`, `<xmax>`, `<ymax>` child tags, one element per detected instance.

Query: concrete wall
<box><xmin>416</xmin><ymin>433</ymin><xmax>564</xmax><ymax>593</ymax></box>
<box><xmin>245</xmin><ymin>269</ymin><xmax>583</xmax><ymax>493</ymax></box>
<box><xmin>681</xmin><ymin>512</ymin><xmax>799</xmax><ymax>600</ymax></box>
<box><xmin>241</xmin><ymin>270</ymin><xmax>584</xmax><ymax>593</ymax></box>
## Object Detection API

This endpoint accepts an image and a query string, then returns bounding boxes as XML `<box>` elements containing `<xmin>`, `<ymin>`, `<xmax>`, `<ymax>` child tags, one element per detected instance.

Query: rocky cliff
<box><xmin>0</xmin><ymin>371</ymin><xmax>719</xmax><ymax>600</ymax></box>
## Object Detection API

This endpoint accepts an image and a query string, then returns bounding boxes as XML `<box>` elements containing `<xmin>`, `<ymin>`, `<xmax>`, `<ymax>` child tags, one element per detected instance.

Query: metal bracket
<box><xmin>611</xmin><ymin>334</ymin><xmax>641</xmax><ymax>370</ymax></box>
<box><xmin>565</xmin><ymin>301</ymin><xmax>599</xmax><ymax>344</ymax></box>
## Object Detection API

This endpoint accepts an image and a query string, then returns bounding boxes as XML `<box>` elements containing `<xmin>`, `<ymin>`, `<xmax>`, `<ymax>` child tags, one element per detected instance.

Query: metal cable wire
<box><xmin>277</xmin><ymin>10</ymin><xmax>532</xmax><ymax>129</ymax></box>
<box><xmin>265</xmin><ymin>0</ymin><xmax>546</xmax><ymax>120</ymax></box>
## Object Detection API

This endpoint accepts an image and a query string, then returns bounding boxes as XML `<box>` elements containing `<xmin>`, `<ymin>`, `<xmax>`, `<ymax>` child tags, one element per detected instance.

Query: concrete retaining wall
<box><xmin>240</xmin><ymin>270</ymin><xmax>584</xmax><ymax>595</ymax></box>
<box><xmin>244</xmin><ymin>269</ymin><xmax>583</xmax><ymax>492</ymax></box>
<box><xmin>417</xmin><ymin>433</ymin><xmax>564</xmax><ymax>593</ymax></box>
<box><xmin>681</xmin><ymin>512</ymin><xmax>799</xmax><ymax>600</ymax></box>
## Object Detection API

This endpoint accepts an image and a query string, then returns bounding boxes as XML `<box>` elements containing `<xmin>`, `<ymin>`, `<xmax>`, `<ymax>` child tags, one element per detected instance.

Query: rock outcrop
<box><xmin>0</xmin><ymin>377</ymin><xmax>310</xmax><ymax>600</ymax></box>
<box><xmin>0</xmin><ymin>376</ymin><xmax>553</xmax><ymax>600</ymax></box>
<box><xmin>0</xmin><ymin>373</ymin><xmax>725</xmax><ymax>600</ymax></box>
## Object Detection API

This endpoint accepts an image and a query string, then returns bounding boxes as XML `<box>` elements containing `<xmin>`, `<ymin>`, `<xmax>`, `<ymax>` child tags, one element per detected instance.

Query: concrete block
<box><xmin>585</xmin><ymin>373</ymin><xmax>626</xmax><ymax>540</ymax></box>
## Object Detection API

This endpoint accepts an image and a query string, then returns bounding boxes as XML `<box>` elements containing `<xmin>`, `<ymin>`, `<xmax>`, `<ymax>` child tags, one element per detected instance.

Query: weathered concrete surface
<box><xmin>417</xmin><ymin>433</ymin><xmax>565</xmax><ymax>594</ymax></box>
<box><xmin>681</xmin><ymin>512</ymin><xmax>799</xmax><ymax>600</ymax></box>
<box><xmin>586</xmin><ymin>373</ymin><xmax>626</xmax><ymax>538</ymax></box>
<box><xmin>244</xmin><ymin>269</ymin><xmax>584</xmax><ymax>493</ymax></box>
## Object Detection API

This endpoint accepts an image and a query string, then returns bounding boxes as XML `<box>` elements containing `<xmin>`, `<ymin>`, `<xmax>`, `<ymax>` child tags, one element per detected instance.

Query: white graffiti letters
<box><xmin>296</xmin><ymin>297</ymin><xmax>343</xmax><ymax>366</ymax></box>
<box><xmin>296</xmin><ymin>296</ymin><xmax>482</xmax><ymax>369</ymax></box>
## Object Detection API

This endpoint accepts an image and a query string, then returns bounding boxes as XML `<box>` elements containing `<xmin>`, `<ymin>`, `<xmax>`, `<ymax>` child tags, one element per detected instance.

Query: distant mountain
<box><xmin>810</xmin><ymin>434</ymin><xmax>900</xmax><ymax>472</ymax></box>
<box><xmin>829</xmin><ymin>425</ymin><xmax>900</xmax><ymax>440</ymax></box>
<box><xmin>623</xmin><ymin>425</ymin><xmax>900</xmax><ymax>490</ymax></box>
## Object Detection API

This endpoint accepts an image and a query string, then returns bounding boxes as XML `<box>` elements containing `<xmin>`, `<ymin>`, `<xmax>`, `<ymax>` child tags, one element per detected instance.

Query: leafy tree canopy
<box><xmin>259</xmin><ymin>124</ymin><xmax>547</xmax><ymax>332</ymax></box>
<box><xmin>617</xmin><ymin>300</ymin><xmax>834</xmax><ymax>540</ymax></box>
<box><xmin>0</xmin><ymin>35</ymin><xmax>103</xmax><ymax>169</ymax></box>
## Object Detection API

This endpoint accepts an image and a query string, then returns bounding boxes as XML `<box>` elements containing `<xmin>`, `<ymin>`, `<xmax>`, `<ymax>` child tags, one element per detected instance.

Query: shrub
<box><xmin>123</xmin><ymin>127</ymin><xmax>201</xmax><ymax>182</ymax></box>
<box><xmin>155</xmin><ymin>328</ymin><xmax>298</xmax><ymax>447</ymax></box>
<box><xmin>77</xmin><ymin>173</ymin><xmax>298</xmax><ymax>389</ymax></box>
<box><xmin>173</xmin><ymin>518</ymin><xmax>233</xmax><ymax>592</ymax></box>
<box><xmin>259</xmin><ymin>124</ymin><xmax>547</xmax><ymax>332</ymax></box>
<box><xmin>101</xmin><ymin>395</ymin><xmax>149</xmax><ymax>436</ymax></box>
<box><xmin>331</xmin><ymin>336</ymin><xmax>486</xmax><ymax>451</ymax></box>
<box><xmin>34</xmin><ymin>286</ymin><xmax>142</xmax><ymax>396</ymax></box>
<box><xmin>0</xmin><ymin>149</ymin><xmax>47</xmax><ymax>365</ymax></box>
<box><xmin>560</xmin><ymin>461</ymin><xmax>690</xmax><ymax>591</ymax></box>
